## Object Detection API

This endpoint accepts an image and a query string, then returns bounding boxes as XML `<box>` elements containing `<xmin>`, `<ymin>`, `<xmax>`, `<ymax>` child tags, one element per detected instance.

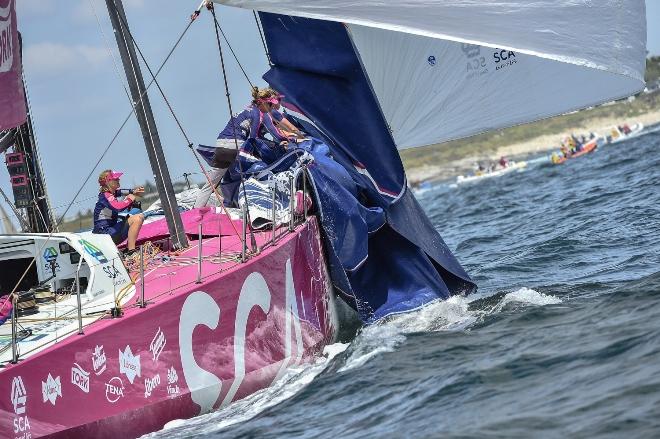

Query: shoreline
<box><xmin>406</xmin><ymin>108</ymin><xmax>660</xmax><ymax>183</ymax></box>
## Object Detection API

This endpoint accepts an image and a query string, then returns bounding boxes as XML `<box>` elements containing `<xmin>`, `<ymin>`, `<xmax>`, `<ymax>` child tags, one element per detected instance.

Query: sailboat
<box><xmin>0</xmin><ymin>0</ymin><xmax>647</xmax><ymax>437</ymax></box>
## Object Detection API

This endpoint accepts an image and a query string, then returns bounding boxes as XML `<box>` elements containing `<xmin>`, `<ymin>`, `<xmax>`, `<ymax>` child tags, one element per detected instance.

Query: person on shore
<box><xmin>92</xmin><ymin>170</ymin><xmax>144</xmax><ymax>255</ymax></box>
<box><xmin>194</xmin><ymin>86</ymin><xmax>293</xmax><ymax>208</ymax></box>
<box><xmin>499</xmin><ymin>156</ymin><xmax>508</xmax><ymax>168</ymax></box>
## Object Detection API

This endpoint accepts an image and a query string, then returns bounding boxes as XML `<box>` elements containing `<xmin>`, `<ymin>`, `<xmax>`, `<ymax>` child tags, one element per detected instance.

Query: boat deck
<box><xmin>0</xmin><ymin>222</ymin><xmax>291</xmax><ymax>365</ymax></box>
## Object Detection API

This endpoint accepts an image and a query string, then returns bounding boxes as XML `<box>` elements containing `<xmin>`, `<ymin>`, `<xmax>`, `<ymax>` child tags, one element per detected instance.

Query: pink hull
<box><xmin>1</xmin><ymin>218</ymin><xmax>337</xmax><ymax>438</ymax></box>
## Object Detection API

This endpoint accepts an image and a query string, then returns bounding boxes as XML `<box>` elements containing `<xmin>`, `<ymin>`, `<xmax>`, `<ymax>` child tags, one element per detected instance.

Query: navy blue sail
<box><xmin>259</xmin><ymin>14</ymin><xmax>476</xmax><ymax>321</ymax></box>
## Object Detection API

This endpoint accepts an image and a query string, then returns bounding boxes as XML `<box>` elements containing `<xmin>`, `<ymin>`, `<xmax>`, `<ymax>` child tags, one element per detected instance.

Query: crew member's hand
<box><xmin>133</xmin><ymin>186</ymin><xmax>145</xmax><ymax>196</ymax></box>
<box><xmin>280</xmin><ymin>141</ymin><xmax>289</xmax><ymax>150</ymax></box>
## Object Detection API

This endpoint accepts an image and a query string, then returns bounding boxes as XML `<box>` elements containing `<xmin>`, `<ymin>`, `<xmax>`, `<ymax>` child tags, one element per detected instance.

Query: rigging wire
<box><xmin>21</xmin><ymin>69</ymin><xmax>56</xmax><ymax>231</ymax></box>
<box><xmin>109</xmin><ymin>0</ymin><xmax>243</xmax><ymax>242</ymax></box>
<box><xmin>6</xmin><ymin>8</ymin><xmax>201</xmax><ymax>302</ymax></box>
<box><xmin>252</xmin><ymin>11</ymin><xmax>272</xmax><ymax>67</ymax></box>
<box><xmin>87</xmin><ymin>0</ymin><xmax>134</xmax><ymax>106</ymax></box>
<box><xmin>109</xmin><ymin>0</ymin><xmax>185</xmax><ymax>248</ymax></box>
<box><xmin>208</xmin><ymin>3</ymin><xmax>258</xmax><ymax>252</ymax></box>
<box><xmin>209</xmin><ymin>10</ymin><xmax>254</xmax><ymax>88</ymax></box>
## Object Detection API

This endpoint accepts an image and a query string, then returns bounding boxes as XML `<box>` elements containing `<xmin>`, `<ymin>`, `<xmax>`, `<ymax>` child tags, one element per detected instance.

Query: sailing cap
<box><xmin>99</xmin><ymin>170</ymin><xmax>123</xmax><ymax>184</ymax></box>
<box><xmin>107</xmin><ymin>171</ymin><xmax>123</xmax><ymax>181</ymax></box>
<box><xmin>258</xmin><ymin>97</ymin><xmax>279</xmax><ymax>105</ymax></box>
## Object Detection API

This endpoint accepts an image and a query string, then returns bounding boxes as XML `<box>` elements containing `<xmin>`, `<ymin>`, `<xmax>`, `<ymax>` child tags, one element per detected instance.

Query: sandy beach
<box><xmin>406</xmin><ymin>108</ymin><xmax>660</xmax><ymax>183</ymax></box>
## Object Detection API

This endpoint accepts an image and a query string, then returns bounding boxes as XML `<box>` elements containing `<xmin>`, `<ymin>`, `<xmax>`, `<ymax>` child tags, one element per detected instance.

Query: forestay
<box><xmin>213</xmin><ymin>0</ymin><xmax>647</xmax><ymax>149</ymax></box>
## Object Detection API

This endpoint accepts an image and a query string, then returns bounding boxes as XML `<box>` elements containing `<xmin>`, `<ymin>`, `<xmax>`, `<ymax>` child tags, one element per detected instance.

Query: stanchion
<box><xmin>288</xmin><ymin>175</ymin><xmax>295</xmax><ymax>232</ymax></box>
<box><xmin>139</xmin><ymin>245</ymin><xmax>146</xmax><ymax>308</ymax></box>
<box><xmin>76</xmin><ymin>270</ymin><xmax>84</xmax><ymax>335</ymax></box>
<box><xmin>241</xmin><ymin>203</ymin><xmax>248</xmax><ymax>262</ymax></box>
<box><xmin>196</xmin><ymin>223</ymin><xmax>203</xmax><ymax>283</ymax></box>
<box><xmin>10</xmin><ymin>295</ymin><xmax>18</xmax><ymax>364</ymax></box>
<box><xmin>303</xmin><ymin>167</ymin><xmax>308</xmax><ymax>218</ymax></box>
<box><xmin>271</xmin><ymin>181</ymin><xmax>277</xmax><ymax>245</ymax></box>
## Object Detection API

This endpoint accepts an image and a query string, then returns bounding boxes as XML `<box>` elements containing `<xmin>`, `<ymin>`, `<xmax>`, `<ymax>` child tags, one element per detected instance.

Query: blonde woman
<box><xmin>194</xmin><ymin>86</ymin><xmax>291</xmax><ymax>208</ymax></box>
<box><xmin>92</xmin><ymin>170</ymin><xmax>144</xmax><ymax>254</ymax></box>
<box><xmin>265</xmin><ymin>88</ymin><xmax>304</xmax><ymax>139</ymax></box>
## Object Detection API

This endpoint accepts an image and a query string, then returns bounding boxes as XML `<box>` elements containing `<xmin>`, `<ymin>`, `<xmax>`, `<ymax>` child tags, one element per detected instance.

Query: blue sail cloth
<box><xmin>298</xmin><ymin>138</ymin><xmax>468</xmax><ymax>322</ymax></box>
<box><xmin>220</xmin><ymin>134</ymin><xmax>473</xmax><ymax>322</ymax></box>
<box><xmin>227</xmin><ymin>14</ymin><xmax>477</xmax><ymax>322</ymax></box>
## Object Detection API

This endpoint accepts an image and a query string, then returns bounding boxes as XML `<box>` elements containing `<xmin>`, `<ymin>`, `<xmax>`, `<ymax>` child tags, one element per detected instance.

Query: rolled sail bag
<box><xmin>34</xmin><ymin>286</ymin><xmax>55</xmax><ymax>304</ymax></box>
<box><xmin>15</xmin><ymin>291</ymin><xmax>39</xmax><ymax>317</ymax></box>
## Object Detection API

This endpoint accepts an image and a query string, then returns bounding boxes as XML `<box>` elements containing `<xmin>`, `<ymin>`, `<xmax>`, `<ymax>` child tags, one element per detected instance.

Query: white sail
<box><xmin>213</xmin><ymin>1</ymin><xmax>646</xmax><ymax>81</ymax></box>
<box><xmin>213</xmin><ymin>0</ymin><xmax>647</xmax><ymax>148</ymax></box>
<box><xmin>347</xmin><ymin>25</ymin><xmax>643</xmax><ymax>149</ymax></box>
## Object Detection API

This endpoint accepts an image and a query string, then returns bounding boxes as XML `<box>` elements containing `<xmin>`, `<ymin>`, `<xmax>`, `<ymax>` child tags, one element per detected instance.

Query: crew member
<box><xmin>265</xmin><ymin>89</ymin><xmax>305</xmax><ymax>139</ymax></box>
<box><xmin>194</xmin><ymin>86</ymin><xmax>294</xmax><ymax>208</ymax></box>
<box><xmin>92</xmin><ymin>170</ymin><xmax>144</xmax><ymax>254</ymax></box>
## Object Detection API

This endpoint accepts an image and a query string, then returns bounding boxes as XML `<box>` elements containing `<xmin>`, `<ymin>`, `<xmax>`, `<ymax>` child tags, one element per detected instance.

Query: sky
<box><xmin>1</xmin><ymin>0</ymin><xmax>659</xmax><ymax>227</ymax></box>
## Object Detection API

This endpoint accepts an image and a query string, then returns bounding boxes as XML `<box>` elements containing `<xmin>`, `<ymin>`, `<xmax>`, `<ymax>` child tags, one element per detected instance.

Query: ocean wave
<box><xmin>143</xmin><ymin>343</ymin><xmax>349</xmax><ymax>438</ymax></box>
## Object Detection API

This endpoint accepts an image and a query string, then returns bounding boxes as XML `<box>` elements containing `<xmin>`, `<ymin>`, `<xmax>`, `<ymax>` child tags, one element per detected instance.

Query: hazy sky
<box><xmin>1</xmin><ymin>1</ymin><xmax>659</xmax><ymax>226</ymax></box>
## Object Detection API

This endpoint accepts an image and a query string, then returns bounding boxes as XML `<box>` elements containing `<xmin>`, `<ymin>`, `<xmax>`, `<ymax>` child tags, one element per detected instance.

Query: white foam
<box><xmin>144</xmin><ymin>288</ymin><xmax>562</xmax><ymax>437</ymax></box>
<box><xmin>338</xmin><ymin>326</ymin><xmax>406</xmax><ymax>373</ymax></box>
<box><xmin>339</xmin><ymin>296</ymin><xmax>477</xmax><ymax>373</ymax></box>
<box><xmin>142</xmin><ymin>343</ymin><xmax>348</xmax><ymax>438</ymax></box>
<box><xmin>491</xmin><ymin>287</ymin><xmax>561</xmax><ymax>313</ymax></box>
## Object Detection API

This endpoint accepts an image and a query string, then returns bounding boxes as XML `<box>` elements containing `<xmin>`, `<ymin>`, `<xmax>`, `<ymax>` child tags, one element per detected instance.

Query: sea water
<box><xmin>146</xmin><ymin>125</ymin><xmax>660</xmax><ymax>438</ymax></box>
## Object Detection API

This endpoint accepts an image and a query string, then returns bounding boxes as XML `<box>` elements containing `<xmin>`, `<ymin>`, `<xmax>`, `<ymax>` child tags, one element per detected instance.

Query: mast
<box><xmin>104</xmin><ymin>0</ymin><xmax>188</xmax><ymax>249</ymax></box>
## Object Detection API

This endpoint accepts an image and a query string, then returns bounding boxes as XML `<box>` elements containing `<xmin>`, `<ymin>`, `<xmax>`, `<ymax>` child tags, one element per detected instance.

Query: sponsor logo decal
<box><xmin>144</xmin><ymin>374</ymin><xmax>160</xmax><ymax>398</ymax></box>
<box><xmin>92</xmin><ymin>345</ymin><xmax>107</xmax><ymax>375</ymax></box>
<box><xmin>71</xmin><ymin>363</ymin><xmax>90</xmax><ymax>393</ymax></box>
<box><xmin>10</xmin><ymin>376</ymin><xmax>26</xmax><ymax>415</ymax></box>
<box><xmin>42</xmin><ymin>247</ymin><xmax>60</xmax><ymax>273</ymax></box>
<box><xmin>427</xmin><ymin>55</ymin><xmax>436</xmax><ymax>66</ymax></box>
<box><xmin>105</xmin><ymin>377</ymin><xmax>124</xmax><ymax>403</ymax></box>
<box><xmin>119</xmin><ymin>345</ymin><xmax>141</xmax><ymax>384</ymax></box>
<box><xmin>179</xmin><ymin>259</ymin><xmax>303</xmax><ymax>414</ymax></box>
<box><xmin>43</xmin><ymin>247</ymin><xmax>57</xmax><ymax>262</ymax></box>
<box><xmin>150</xmin><ymin>327</ymin><xmax>166</xmax><ymax>363</ymax></box>
<box><xmin>11</xmin><ymin>375</ymin><xmax>31</xmax><ymax>438</ymax></box>
<box><xmin>166</xmin><ymin>366</ymin><xmax>179</xmax><ymax>396</ymax></box>
<box><xmin>462</xmin><ymin>43</ymin><xmax>488</xmax><ymax>79</ymax></box>
<box><xmin>493</xmin><ymin>48</ymin><xmax>517</xmax><ymax>71</ymax></box>
<box><xmin>79</xmin><ymin>239</ymin><xmax>108</xmax><ymax>264</ymax></box>
<box><xmin>41</xmin><ymin>374</ymin><xmax>62</xmax><ymax>406</ymax></box>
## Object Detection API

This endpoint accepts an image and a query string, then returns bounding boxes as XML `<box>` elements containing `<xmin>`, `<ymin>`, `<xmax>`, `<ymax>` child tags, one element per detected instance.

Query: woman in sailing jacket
<box><xmin>194</xmin><ymin>86</ymin><xmax>294</xmax><ymax>208</ymax></box>
<box><xmin>92</xmin><ymin>170</ymin><xmax>144</xmax><ymax>254</ymax></box>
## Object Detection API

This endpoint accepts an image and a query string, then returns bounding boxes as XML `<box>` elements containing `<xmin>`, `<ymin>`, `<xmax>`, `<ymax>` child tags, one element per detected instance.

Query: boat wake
<box><xmin>143</xmin><ymin>343</ymin><xmax>349</xmax><ymax>438</ymax></box>
<box><xmin>339</xmin><ymin>287</ymin><xmax>561</xmax><ymax>374</ymax></box>
<box><xmin>145</xmin><ymin>287</ymin><xmax>562</xmax><ymax>438</ymax></box>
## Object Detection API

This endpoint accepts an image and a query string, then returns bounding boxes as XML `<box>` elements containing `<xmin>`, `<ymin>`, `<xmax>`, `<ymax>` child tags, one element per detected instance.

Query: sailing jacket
<box><xmin>92</xmin><ymin>189</ymin><xmax>133</xmax><ymax>233</ymax></box>
<box><xmin>217</xmin><ymin>105</ymin><xmax>291</xmax><ymax>145</ymax></box>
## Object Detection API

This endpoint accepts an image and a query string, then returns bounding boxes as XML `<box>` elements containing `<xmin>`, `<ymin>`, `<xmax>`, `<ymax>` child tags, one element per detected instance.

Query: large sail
<box><xmin>214</xmin><ymin>0</ymin><xmax>646</xmax><ymax>149</ymax></box>
<box><xmin>259</xmin><ymin>14</ymin><xmax>475</xmax><ymax>321</ymax></box>
<box><xmin>348</xmin><ymin>26</ymin><xmax>644</xmax><ymax>149</ymax></box>
<box><xmin>205</xmin><ymin>2</ymin><xmax>646</xmax><ymax>321</ymax></box>
<box><xmin>0</xmin><ymin>0</ymin><xmax>27</xmax><ymax>130</ymax></box>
